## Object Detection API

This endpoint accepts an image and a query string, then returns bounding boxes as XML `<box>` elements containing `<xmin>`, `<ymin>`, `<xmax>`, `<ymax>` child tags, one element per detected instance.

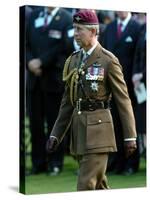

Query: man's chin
<box><xmin>77</xmin><ymin>42</ymin><xmax>82</xmax><ymax>47</ymax></box>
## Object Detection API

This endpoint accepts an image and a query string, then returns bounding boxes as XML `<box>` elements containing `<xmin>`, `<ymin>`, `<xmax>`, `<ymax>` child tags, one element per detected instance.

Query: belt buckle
<box><xmin>88</xmin><ymin>103</ymin><xmax>95</xmax><ymax>111</ymax></box>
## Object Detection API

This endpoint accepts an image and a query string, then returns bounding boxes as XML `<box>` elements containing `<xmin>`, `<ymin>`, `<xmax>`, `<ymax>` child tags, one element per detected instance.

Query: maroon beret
<box><xmin>73</xmin><ymin>9</ymin><xmax>99</xmax><ymax>25</ymax></box>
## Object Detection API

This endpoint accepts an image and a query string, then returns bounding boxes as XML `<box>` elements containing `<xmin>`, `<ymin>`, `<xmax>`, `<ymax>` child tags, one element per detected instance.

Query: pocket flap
<box><xmin>87</xmin><ymin>109</ymin><xmax>112</xmax><ymax>125</ymax></box>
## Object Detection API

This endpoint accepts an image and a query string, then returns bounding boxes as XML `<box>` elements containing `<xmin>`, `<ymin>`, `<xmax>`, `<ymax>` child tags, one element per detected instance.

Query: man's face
<box><xmin>47</xmin><ymin>7</ymin><xmax>55</xmax><ymax>12</ymax></box>
<box><xmin>116</xmin><ymin>11</ymin><xmax>129</xmax><ymax>20</ymax></box>
<box><xmin>73</xmin><ymin>23</ymin><xmax>93</xmax><ymax>48</ymax></box>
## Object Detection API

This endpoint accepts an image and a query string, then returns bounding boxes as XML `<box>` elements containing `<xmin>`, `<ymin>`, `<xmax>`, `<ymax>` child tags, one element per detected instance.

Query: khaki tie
<box><xmin>82</xmin><ymin>52</ymin><xmax>89</xmax><ymax>64</ymax></box>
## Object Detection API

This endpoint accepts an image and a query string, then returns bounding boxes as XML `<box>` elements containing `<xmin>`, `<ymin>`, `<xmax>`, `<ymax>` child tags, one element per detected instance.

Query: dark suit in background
<box><xmin>102</xmin><ymin>12</ymin><xmax>141</xmax><ymax>174</ymax></box>
<box><xmin>132</xmin><ymin>23</ymin><xmax>146</xmax><ymax>156</ymax></box>
<box><xmin>26</xmin><ymin>6</ymin><xmax>74</xmax><ymax>174</ymax></box>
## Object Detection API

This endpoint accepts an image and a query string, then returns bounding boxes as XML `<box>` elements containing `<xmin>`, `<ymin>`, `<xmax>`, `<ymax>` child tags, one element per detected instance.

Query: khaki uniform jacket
<box><xmin>51</xmin><ymin>43</ymin><xmax>136</xmax><ymax>155</ymax></box>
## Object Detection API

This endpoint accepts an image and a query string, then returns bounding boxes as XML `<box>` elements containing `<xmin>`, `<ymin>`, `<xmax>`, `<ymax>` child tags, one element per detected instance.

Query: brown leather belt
<box><xmin>76</xmin><ymin>99</ymin><xmax>110</xmax><ymax>112</ymax></box>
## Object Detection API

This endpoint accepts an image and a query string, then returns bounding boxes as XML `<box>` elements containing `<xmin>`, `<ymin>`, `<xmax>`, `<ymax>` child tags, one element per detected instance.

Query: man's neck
<box><xmin>83</xmin><ymin>39</ymin><xmax>98</xmax><ymax>52</ymax></box>
<box><xmin>83</xmin><ymin>40</ymin><xmax>98</xmax><ymax>55</ymax></box>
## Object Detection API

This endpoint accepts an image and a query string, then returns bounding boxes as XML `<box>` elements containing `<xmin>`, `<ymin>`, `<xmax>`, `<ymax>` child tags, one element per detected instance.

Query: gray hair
<box><xmin>84</xmin><ymin>24</ymin><xmax>99</xmax><ymax>35</ymax></box>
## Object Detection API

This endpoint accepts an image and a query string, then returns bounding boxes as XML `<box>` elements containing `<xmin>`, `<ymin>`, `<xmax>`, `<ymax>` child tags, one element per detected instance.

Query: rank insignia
<box><xmin>90</xmin><ymin>81</ymin><xmax>99</xmax><ymax>92</ymax></box>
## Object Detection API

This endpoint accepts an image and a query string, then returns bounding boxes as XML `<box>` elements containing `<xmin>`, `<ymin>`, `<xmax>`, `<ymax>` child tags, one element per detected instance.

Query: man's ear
<box><xmin>91</xmin><ymin>28</ymin><xmax>97</xmax><ymax>36</ymax></box>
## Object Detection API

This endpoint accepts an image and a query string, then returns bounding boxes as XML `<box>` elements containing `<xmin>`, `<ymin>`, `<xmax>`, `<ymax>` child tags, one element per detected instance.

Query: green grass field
<box><xmin>24</xmin><ymin>117</ymin><xmax>146</xmax><ymax>194</ymax></box>
<box><xmin>25</xmin><ymin>155</ymin><xmax>146</xmax><ymax>194</ymax></box>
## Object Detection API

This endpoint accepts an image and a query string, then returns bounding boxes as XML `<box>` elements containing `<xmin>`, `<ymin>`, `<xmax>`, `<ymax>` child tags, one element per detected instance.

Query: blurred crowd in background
<box><xmin>21</xmin><ymin>5</ymin><xmax>146</xmax><ymax>177</ymax></box>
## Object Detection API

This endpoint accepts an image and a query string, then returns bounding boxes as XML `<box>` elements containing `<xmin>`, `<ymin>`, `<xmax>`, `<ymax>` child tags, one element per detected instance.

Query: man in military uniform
<box><xmin>46</xmin><ymin>9</ymin><xmax>137</xmax><ymax>190</ymax></box>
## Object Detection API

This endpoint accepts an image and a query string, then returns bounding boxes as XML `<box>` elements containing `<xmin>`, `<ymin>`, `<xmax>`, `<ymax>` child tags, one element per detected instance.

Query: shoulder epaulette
<box><xmin>63</xmin><ymin>50</ymin><xmax>81</xmax><ymax>106</ymax></box>
<box><xmin>102</xmin><ymin>48</ymin><xmax>115</xmax><ymax>59</ymax></box>
<box><xmin>63</xmin><ymin>55</ymin><xmax>72</xmax><ymax>81</ymax></box>
<box><xmin>63</xmin><ymin>50</ymin><xmax>81</xmax><ymax>82</ymax></box>
<box><xmin>102</xmin><ymin>48</ymin><xmax>122</xmax><ymax>70</ymax></box>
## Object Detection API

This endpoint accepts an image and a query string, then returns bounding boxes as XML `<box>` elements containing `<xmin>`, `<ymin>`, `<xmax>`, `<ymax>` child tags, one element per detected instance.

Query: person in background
<box><xmin>132</xmin><ymin>22</ymin><xmax>146</xmax><ymax>159</ymax></box>
<box><xmin>132</xmin><ymin>12</ymin><xmax>146</xmax><ymax>25</ymax></box>
<box><xmin>97</xmin><ymin>10</ymin><xmax>115</xmax><ymax>43</ymax></box>
<box><xmin>26</xmin><ymin>6</ymin><xmax>74</xmax><ymax>175</ymax></box>
<box><xmin>20</xmin><ymin>5</ymin><xmax>33</xmax><ymax>186</ymax></box>
<box><xmin>97</xmin><ymin>11</ymin><xmax>115</xmax><ymax>29</ymax></box>
<box><xmin>46</xmin><ymin>9</ymin><xmax>137</xmax><ymax>191</ymax></box>
<box><xmin>102</xmin><ymin>11</ymin><xmax>141</xmax><ymax>175</ymax></box>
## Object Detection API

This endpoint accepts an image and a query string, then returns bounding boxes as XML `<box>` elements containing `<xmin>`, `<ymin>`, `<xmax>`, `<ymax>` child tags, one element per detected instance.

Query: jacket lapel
<box><xmin>112</xmin><ymin>20</ymin><xmax>119</xmax><ymax>47</ymax></box>
<box><xmin>46</xmin><ymin>9</ymin><xmax>61</xmax><ymax>28</ymax></box>
<box><xmin>115</xmin><ymin>19</ymin><xmax>132</xmax><ymax>46</ymax></box>
<box><xmin>76</xmin><ymin>51</ymin><xmax>83</xmax><ymax>68</ymax></box>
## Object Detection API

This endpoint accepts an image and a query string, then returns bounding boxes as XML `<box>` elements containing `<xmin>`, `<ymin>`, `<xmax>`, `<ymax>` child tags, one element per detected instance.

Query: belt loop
<box><xmin>102</xmin><ymin>101</ymin><xmax>104</xmax><ymax>109</ymax></box>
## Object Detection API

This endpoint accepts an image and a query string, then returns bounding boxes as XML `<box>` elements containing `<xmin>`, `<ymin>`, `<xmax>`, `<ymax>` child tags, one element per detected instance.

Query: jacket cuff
<box><xmin>49</xmin><ymin>136</ymin><xmax>59</xmax><ymax>144</ymax></box>
<box><xmin>124</xmin><ymin>138</ymin><xmax>136</xmax><ymax>142</ymax></box>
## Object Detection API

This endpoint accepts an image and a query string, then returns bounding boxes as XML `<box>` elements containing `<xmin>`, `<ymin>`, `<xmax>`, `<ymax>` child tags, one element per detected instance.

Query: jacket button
<box><xmin>81</xmin><ymin>71</ymin><xmax>85</xmax><ymax>75</ymax></box>
<box><xmin>78</xmin><ymin>111</ymin><xmax>82</xmax><ymax>115</ymax></box>
<box><xmin>98</xmin><ymin>119</ymin><xmax>102</xmax><ymax>123</ymax></box>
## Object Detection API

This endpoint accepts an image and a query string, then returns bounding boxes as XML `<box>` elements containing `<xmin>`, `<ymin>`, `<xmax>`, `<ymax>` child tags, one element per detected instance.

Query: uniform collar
<box><xmin>81</xmin><ymin>42</ymin><xmax>102</xmax><ymax>69</ymax></box>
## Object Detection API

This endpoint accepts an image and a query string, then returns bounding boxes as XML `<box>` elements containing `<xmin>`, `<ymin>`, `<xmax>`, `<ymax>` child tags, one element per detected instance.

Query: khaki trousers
<box><xmin>77</xmin><ymin>153</ymin><xmax>109</xmax><ymax>190</ymax></box>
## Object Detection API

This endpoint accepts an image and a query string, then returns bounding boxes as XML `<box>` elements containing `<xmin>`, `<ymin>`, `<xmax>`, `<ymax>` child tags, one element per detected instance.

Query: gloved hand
<box><xmin>124</xmin><ymin>140</ymin><xmax>137</xmax><ymax>158</ymax></box>
<box><xmin>46</xmin><ymin>136</ymin><xmax>59</xmax><ymax>153</ymax></box>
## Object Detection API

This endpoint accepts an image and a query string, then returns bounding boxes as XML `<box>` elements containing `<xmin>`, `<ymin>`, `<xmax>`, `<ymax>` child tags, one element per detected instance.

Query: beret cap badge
<box><xmin>75</xmin><ymin>16</ymin><xmax>81</xmax><ymax>22</ymax></box>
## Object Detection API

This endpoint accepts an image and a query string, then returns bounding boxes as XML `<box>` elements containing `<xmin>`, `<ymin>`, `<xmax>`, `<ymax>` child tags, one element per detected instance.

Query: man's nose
<box><xmin>74</xmin><ymin>29</ymin><xmax>78</xmax><ymax>36</ymax></box>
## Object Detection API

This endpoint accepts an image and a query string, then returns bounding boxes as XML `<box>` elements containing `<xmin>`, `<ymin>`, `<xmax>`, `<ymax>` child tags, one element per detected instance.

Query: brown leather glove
<box><xmin>124</xmin><ymin>140</ymin><xmax>137</xmax><ymax>158</ymax></box>
<box><xmin>46</xmin><ymin>136</ymin><xmax>59</xmax><ymax>153</ymax></box>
